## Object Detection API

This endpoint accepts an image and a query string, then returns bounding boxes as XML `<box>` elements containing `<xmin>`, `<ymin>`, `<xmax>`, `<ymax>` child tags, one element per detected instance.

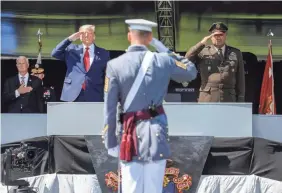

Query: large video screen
<box><xmin>1</xmin><ymin>1</ymin><xmax>282</xmax><ymax>60</ymax></box>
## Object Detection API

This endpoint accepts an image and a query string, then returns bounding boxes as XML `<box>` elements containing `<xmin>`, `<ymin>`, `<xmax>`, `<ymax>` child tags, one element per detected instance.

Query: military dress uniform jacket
<box><xmin>102</xmin><ymin>45</ymin><xmax>197</xmax><ymax>162</ymax></box>
<box><xmin>185</xmin><ymin>42</ymin><xmax>245</xmax><ymax>102</ymax></box>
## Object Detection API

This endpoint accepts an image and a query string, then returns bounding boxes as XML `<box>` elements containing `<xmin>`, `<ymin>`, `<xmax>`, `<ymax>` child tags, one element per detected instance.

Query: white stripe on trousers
<box><xmin>120</xmin><ymin>159</ymin><xmax>166</xmax><ymax>193</ymax></box>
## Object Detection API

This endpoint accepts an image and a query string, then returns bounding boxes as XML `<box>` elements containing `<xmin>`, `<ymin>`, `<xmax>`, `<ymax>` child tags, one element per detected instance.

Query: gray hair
<box><xmin>16</xmin><ymin>56</ymin><xmax>29</xmax><ymax>65</ymax></box>
<box><xmin>79</xmin><ymin>24</ymin><xmax>95</xmax><ymax>33</ymax></box>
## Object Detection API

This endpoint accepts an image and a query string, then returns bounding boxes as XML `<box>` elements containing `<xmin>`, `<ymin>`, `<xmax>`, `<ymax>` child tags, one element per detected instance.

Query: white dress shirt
<box><xmin>83</xmin><ymin>43</ymin><xmax>95</xmax><ymax>67</ymax></box>
<box><xmin>15</xmin><ymin>73</ymin><xmax>29</xmax><ymax>98</ymax></box>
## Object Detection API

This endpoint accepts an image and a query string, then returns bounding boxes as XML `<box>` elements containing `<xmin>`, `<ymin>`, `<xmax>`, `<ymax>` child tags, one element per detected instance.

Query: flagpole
<box><xmin>37</xmin><ymin>29</ymin><xmax>43</xmax><ymax>52</ymax></box>
<box><xmin>265</xmin><ymin>29</ymin><xmax>276</xmax><ymax>114</ymax></box>
<box><xmin>267</xmin><ymin>29</ymin><xmax>274</xmax><ymax>53</ymax></box>
<box><xmin>36</xmin><ymin>29</ymin><xmax>43</xmax><ymax>67</ymax></box>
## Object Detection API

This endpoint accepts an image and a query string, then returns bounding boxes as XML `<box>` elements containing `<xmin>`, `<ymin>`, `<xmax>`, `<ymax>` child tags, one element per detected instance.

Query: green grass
<box><xmin>177</xmin><ymin>13</ymin><xmax>282</xmax><ymax>57</ymax></box>
<box><xmin>2</xmin><ymin>12</ymin><xmax>282</xmax><ymax>59</ymax></box>
<box><xmin>5</xmin><ymin>13</ymin><xmax>126</xmax><ymax>20</ymax></box>
<box><xmin>201</xmin><ymin>13</ymin><xmax>282</xmax><ymax>20</ymax></box>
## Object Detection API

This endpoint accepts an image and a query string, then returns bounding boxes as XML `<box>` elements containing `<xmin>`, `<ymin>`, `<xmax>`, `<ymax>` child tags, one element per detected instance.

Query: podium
<box><xmin>46</xmin><ymin>102</ymin><xmax>252</xmax><ymax>192</ymax></box>
<box><xmin>47</xmin><ymin>102</ymin><xmax>253</xmax><ymax>137</ymax></box>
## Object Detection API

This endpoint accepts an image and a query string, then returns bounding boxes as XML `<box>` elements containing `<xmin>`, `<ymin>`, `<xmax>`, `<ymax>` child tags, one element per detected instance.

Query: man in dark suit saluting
<box><xmin>3</xmin><ymin>56</ymin><xmax>43</xmax><ymax>113</ymax></box>
<box><xmin>51</xmin><ymin>24</ymin><xmax>110</xmax><ymax>102</ymax></box>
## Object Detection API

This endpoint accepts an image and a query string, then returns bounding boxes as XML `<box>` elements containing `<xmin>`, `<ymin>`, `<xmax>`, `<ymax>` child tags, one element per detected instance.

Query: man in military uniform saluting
<box><xmin>102</xmin><ymin>19</ymin><xmax>197</xmax><ymax>193</ymax></box>
<box><xmin>31</xmin><ymin>63</ymin><xmax>56</xmax><ymax>113</ymax></box>
<box><xmin>185</xmin><ymin>22</ymin><xmax>245</xmax><ymax>102</ymax></box>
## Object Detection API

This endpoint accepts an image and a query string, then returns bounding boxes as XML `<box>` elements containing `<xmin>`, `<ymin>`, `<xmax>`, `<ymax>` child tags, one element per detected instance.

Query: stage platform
<box><xmin>1</xmin><ymin>135</ymin><xmax>282</xmax><ymax>193</ymax></box>
<box><xmin>1</xmin><ymin>102</ymin><xmax>282</xmax><ymax>193</ymax></box>
<box><xmin>1</xmin><ymin>103</ymin><xmax>282</xmax><ymax>144</ymax></box>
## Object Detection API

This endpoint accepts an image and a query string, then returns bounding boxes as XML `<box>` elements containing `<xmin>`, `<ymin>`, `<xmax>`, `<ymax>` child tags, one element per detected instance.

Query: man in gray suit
<box><xmin>102</xmin><ymin>19</ymin><xmax>197</xmax><ymax>193</ymax></box>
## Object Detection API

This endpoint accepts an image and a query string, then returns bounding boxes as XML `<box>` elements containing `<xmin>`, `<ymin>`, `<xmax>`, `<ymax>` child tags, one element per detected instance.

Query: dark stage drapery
<box><xmin>1</xmin><ymin>136</ymin><xmax>282</xmax><ymax>182</ymax></box>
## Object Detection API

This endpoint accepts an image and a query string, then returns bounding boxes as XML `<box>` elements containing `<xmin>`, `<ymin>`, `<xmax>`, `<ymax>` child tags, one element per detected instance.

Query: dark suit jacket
<box><xmin>2</xmin><ymin>75</ymin><xmax>44</xmax><ymax>113</ymax></box>
<box><xmin>51</xmin><ymin>38</ymin><xmax>110</xmax><ymax>102</ymax></box>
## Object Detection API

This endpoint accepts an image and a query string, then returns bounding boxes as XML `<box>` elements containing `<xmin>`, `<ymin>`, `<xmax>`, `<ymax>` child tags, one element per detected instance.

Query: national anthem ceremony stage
<box><xmin>1</xmin><ymin>1</ymin><xmax>282</xmax><ymax>192</ymax></box>
<box><xmin>1</xmin><ymin>103</ymin><xmax>282</xmax><ymax>193</ymax></box>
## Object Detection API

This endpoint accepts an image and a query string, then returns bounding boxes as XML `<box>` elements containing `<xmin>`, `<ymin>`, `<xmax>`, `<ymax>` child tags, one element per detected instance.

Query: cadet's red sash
<box><xmin>120</xmin><ymin>106</ymin><xmax>165</xmax><ymax>162</ymax></box>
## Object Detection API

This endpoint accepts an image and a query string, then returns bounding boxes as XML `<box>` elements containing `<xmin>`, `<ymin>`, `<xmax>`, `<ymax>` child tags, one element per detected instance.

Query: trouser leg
<box><xmin>144</xmin><ymin>160</ymin><xmax>166</xmax><ymax>193</ymax></box>
<box><xmin>120</xmin><ymin>161</ymin><xmax>144</xmax><ymax>193</ymax></box>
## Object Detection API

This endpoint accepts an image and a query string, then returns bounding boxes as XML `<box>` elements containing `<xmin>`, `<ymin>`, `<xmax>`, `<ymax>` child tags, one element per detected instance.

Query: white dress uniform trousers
<box><xmin>120</xmin><ymin>160</ymin><xmax>167</xmax><ymax>193</ymax></box>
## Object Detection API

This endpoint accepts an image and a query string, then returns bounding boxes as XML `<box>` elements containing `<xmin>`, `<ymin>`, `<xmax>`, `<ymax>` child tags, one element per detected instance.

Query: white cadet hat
<box><xmin>125</xmin><ymin>19</ymin><xmax>157</xmax><ymax>32</ymax></box>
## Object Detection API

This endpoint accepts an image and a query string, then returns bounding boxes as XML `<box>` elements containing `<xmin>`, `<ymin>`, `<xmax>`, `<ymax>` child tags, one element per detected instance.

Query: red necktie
<box><xmin>82</xmin><ymin>47</ymin><xmax>90</xmax><ymax>90</ymax></box>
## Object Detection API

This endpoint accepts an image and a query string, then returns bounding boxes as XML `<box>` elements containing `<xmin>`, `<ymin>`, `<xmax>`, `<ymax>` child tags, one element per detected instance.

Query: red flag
<box><xmin>259</xmin><ymin>40</ymin><xmax>276</xmax><ymax>114</ymax></box>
